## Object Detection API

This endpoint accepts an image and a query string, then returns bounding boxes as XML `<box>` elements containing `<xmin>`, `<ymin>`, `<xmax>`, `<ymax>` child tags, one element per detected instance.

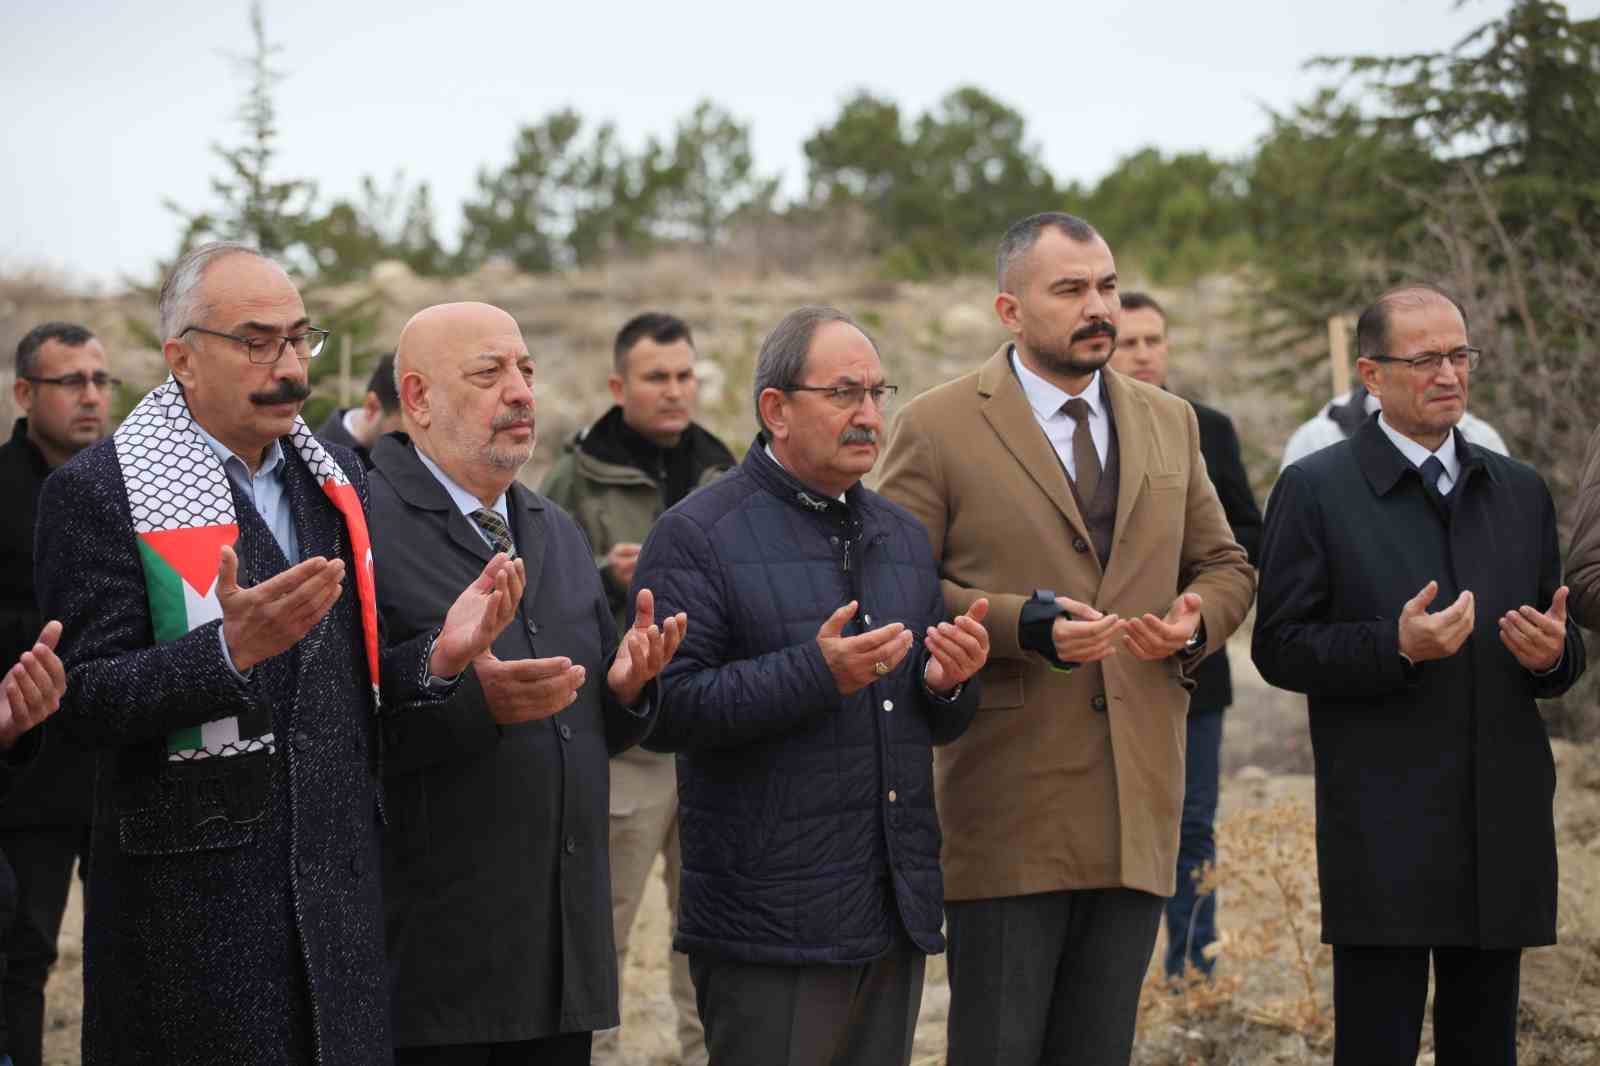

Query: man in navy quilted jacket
<box><xmin>631</xmin><ymin>306</ymin><xmax>989</xmax><ymax>1066</ymax></box>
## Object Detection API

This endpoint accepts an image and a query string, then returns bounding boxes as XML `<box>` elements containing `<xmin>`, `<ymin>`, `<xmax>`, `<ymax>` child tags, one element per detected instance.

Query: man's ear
<box><xmin>607</xmin><ymin>372</ymin><xmax>625</xmax><ymax>407</ymax></box>
<box><xmin>362</xmin><ymin>391</ymin><xmax>383</xmax><ymax>421</ymax></box>
<box><xmin>1355</xmin><ymin>357</ymin><xmax>1383</xmax><ymax>397</ymax></box>
<box><xmin>12</xmin><ymin>379</ymin><xmax>31</xmax><ymax>416</ymax></box>
<box><xmin>164</xmin><ymin>337</ymin><xmax>196</xmax><ymax>389</ymax></box>
<box><xmin>757</xmin><ymin>387</ymin><xmax>789</xmax><ymax>442</ymax></box>
<box><xmin>399</xmin><ymin>371</ymin><xmax>431</xmax><ymax>430</ymax></box>
<box><xmin>994</xmin><ymin>291</ymin><xmax>1023</xmax><ymax>334</ymax></box>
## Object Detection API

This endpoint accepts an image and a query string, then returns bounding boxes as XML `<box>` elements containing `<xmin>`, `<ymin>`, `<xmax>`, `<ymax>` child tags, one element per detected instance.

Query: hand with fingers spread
<box><xmin>606</xmin><ymin>543</ymin><xmax>642</xmax><ymax>590</ymax></box>
<box><xmin>218</xmin><ymin>545</ymin><xmax>347</xmax><ymax>673</ymax></box>
<box><xmin>1050</xmin><ymin>595</ymin><xmax>1121</xmax><ymax>665</ymax></box>
<box><xmin>1499</xmin><ymin>585</ymin><xmax>1568</xmax><ymax>673</ymax></box>
<box><xmin>0</xmin><ymin>620</ymin><xmax>67</xmax><ymax>750</ymax></box>
<box><xmin>1398</xmin><ymin>581</ymin><xmax>1475</xmax><ymax>663</ymax></box>
<box><xmin>476</xmin><ymin>653</ymin><xmax>587</xmax><ymax>725</ymax></box>
<box><xmin>430</xmin><ymin>553</ymin><xmax>527</xmax><ymax>679</ymax></box>
<box><xmin>608</xmin><ymin>587</ymin><xmax>688</xmax><ymax>707</ymax></box>
<box><xmin>1121</xmin><ymin>592</ymin><xmax>1204</xmax><ymax>661</ymax></box>
<box><xmin>818</xmin><ymin>600</ymin><xmax>915</xmax><ymax>695</ymax></box>
<box><xmin>924</xmin><ymin>598</ymin><xmax>990</xmax><ymax>695</ymax></box>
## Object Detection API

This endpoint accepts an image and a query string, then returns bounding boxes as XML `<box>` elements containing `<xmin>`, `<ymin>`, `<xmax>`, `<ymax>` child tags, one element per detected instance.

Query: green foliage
<box><xmin>307</xmin><ymin>173</ymin><xmax>449</xmax><ymax>282</ymax></box>
<box><xmin>656</xmin><ymin>101</ymin><xmax>777</xmax><ymax>248</ymax></box>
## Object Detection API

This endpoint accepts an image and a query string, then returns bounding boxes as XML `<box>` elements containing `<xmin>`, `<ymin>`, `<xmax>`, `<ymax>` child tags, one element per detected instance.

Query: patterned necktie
<box><xmin>1062</xmin><ymin>397</ymin><xmax>1102</xmax><ymax>503</ymax></box>
<box><xmin>471</xmin><ymin>508</ymin><xmax>516</xmax><ymax>558</ymax></box>
<box><xmin>1421</xmin><ymin>456</ymin><xmax>1447</xmax><ymax>499</ymax></box>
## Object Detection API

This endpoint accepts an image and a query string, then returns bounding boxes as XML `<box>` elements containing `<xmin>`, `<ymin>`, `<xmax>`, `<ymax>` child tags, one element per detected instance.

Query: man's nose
<box><xmin>1083</xmin><ymin>289</ymin><xmax>1110</xmax><ymax>319</ymax></box>
<box><xmin>505</xmin><ymin>373</ymin><xmax>535</xmax><ymax>407</ymax></box>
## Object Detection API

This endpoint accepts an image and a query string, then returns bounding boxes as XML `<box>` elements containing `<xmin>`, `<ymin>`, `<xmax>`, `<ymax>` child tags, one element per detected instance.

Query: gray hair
<box><xmin>996</xmin><ymin>211</ymin><xmax>1099</xmax><ymax>291</ymax></box>
<box><xmin>752</xmin><ymin>306</ymin><xmax>877</xmax><ymax>435</ymax></box>
<box><xmin>157</xmin><ymin>241</ymin><xmax>270</xmax><ymax>343</ymax></box>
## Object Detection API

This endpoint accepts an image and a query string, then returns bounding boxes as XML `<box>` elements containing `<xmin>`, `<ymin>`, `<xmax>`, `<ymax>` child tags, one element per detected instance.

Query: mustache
<box><xmin>840</xmin><ymin>427</ymin><xmax>878</xmax><ymax>446</ymax></box>
<box><xmin>248</xmin><ymin>380</ymin><xmax>312</xmax><ymax>406</ymax></box>
<box><xmin>492</xmin><ymin>406</ymin><xmax>534</xmax><ymax>431</ymax></box>
<box><xmin>1071</xmin><ymin>321</ymin><xmax>1117</xmax><ymax>345</ymax></box>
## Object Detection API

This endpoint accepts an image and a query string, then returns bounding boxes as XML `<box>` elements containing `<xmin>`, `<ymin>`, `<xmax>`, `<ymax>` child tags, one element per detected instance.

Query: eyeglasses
<box><xmin>1369</xmin><ymin>346</ymin><xmax>1481</xmax><ymax>374</ymax></box>
<box><xmin>22</xmin><ymin>372</ymin><xmax>123</xmax><ymax>392</ymax></box>
<box><xmin>179</xmin><ymin>325</ymin><xmax>330</xmax><ymax>364</ymax></box>
<box><xmin>784</xmin><ymin>383</ymin><xmax>900</xmax><ymax>413</ymax></box>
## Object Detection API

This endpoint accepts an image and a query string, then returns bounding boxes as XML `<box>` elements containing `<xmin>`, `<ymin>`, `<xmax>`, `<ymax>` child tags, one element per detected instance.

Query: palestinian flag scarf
<box><xmin>113</xmin><ymin>378</ymin><xmax>380</xmax><ymax>761</ymax></box>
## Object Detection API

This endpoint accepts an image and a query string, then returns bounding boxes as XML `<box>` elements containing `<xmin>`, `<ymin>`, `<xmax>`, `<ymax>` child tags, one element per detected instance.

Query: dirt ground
<box><xmin>40</xmin><ymin>633</ymin><xmax>1600</xmax><ymax>1064</ymax></box>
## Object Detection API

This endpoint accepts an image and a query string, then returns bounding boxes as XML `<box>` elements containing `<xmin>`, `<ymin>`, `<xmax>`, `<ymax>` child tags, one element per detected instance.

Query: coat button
<box><xmin>293</xmin><ymin>730</ymin><xmax>309</xmax><ymax>751</ymax></box>
<box><xmin>1091</xmin><ymin>694</ymin><xmax>1107</xmax><ymax>713</ymax></box>
<box><xmin>1072</xmin><ymin>536</ymin><xmax>1090</xmax><ymax>553</ymax></box>
<box><xmin>296</xmin><ymin>855</ymin><xmax>310</xmax><ymax>877</ymax></box>
<box><xmin>887</xmin><ymin>789</ymin><xmax>898</xmax><ymax>803</ymax></box>
<box><xmin>559</xmin><ymin>723</ymin><xmax>573</xmax><ymax>741</ymax></box>
<box><xmin>525</xmin><ymin>619</ymin><xmax>539</xmax><ymax>636</ymax></box>
<box><xmin>564</xmin><ymin>836</ymin><xmax>577</xmax><ymax>854</ymax></box>
<box><xmin>863</xmin><ymin>613</ymin><xmax>872</xmax><ymax>626</ymax></box>
<box><xmin>350</xmin><ymin>853</ymin><xmax>365</xmax><ymax>877</ymax></box>
<box><xmin>882</xmin><ymin>699</ymin><xmax>894</xmax><ymax>712</ymax></box>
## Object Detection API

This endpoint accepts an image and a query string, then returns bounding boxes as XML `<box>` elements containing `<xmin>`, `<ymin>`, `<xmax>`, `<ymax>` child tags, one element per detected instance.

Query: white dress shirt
<box><xmin>415</xmin><ymin>447</ymin><xmax>511</xmax><ymax>545</ymax></box>
<box><xmin>1378</xmin><ymin>414</ymin><xmax>1461</xmax><ymax>495</ymax></box>
<box><xmin>1010</xmin><ymin>348</ymin><xmax>1109</xmax><ymax>481</ymax></box>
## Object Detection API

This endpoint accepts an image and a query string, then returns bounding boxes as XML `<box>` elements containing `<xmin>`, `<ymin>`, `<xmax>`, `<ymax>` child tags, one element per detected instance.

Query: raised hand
<box><xmin>818</xmin><ymin>600</ymin><xmax>914</xmax><ymax>695</ymax></box>
<box><xmin>606</xmin><ymin>542</ymin><xmax>642</xmax><ymax>590</ymax></box>
<box><xmin>1499</xmin><ymin>585</ymin><xmax>1568</xmax><ymax>673</ymax></box>
<box><xmin>0</xmin><ymin>621</ymin><xmax>66</xmax><ymax>750</ymax></box>
<box><xmin>1398</xmin><ymin>581</ymin><xmax>1475</xmax><ymax>663</ymax></box>
<box><xmin>1121</xmin><ymin>592</ymin><xmax>1204</xmax><ymax>661</ymax></box>
<box><xmin>430</xmin><ymin>554</ymin><xmax>526</xmax><ymax>679</ymax></box>
<box><xmin>608</xmin><ymin>588</ymin><xmax>687</xmax><ymax>707</ymax></box>
<box><xmin>1051</xmin><ymin>595</ymin><xmax>1121</xmax><ymax>664</ymax></box>
<box><xmin>218</xmin><ymin>545</ymin><xmax>346</xmax><ymax>673</ymax></box>
<box><xmin>476</xmin><ymin>652</ymin><xmax>587</xmax><ymax>724</ymax></box>
<box><xmin>924</xmin><ymin>598</ymin><xmax>990</xmax><ymax>695</ymax></box>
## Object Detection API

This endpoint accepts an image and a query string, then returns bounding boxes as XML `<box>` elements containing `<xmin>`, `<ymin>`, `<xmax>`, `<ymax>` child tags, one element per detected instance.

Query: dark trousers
<box><xmin>0</xmin><ymin>825</ymin><xmax>87</xmax><ymax>1066</ymax></box>
<box><xmin>394</xmin><ymin>1032</ymin><xmax>593</xmax><ymax>1066</ymax></box>
<box><xmin>1164</xmin><ymin>707</ymin><xmax>1222</xmax><ymax>979</ymax></box>
<box><xmin>1333</xmin><ymin>945</ymin><xmax>1521</xmax><ymax>1066</ymax></box>
<box><xmin>945</xmin><ymin>887</ymin><xmax>1164</xmax><ymax>1066</ymax></box>
<box><xmin>688</xmin><ymin>938</ymin><xmax>925</xmax><ymax>1066</ymax></box>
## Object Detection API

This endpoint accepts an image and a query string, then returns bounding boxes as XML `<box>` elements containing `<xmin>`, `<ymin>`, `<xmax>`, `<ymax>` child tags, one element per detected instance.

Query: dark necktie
<box><xmin>1421</xmin><ymin>456</ymin><xmax>1447</xmax><ymax>500</ymax></box>
<box><xmin>1062</xmin><ymin>397</ymin><xmax>1101</xmax><ymax>503</ymax></box>
<box><xmin>472</xmin><ymin>508</ymin><xmax>516</xmax><ymax>558</ymax></box>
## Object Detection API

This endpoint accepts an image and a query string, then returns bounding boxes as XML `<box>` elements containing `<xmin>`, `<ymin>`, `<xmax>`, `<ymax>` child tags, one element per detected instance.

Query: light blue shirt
<box><xmin>193</xmin><ymin>423</ymin><xmax>299</xmax><ymax>561</ymax></box>
<box><xmin>415</xmin><ymin>447</ymin><xmax>510</xmax><ymax>549</ymax></box>
<box><xmin>1378</xmin><ymin>413</ymin><xmax>1461</xmax><ymax>495</ymax></box>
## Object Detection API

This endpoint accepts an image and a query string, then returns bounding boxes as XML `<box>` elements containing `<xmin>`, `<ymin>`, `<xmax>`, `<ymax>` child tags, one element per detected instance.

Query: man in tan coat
<box><xmin>878</xmin><ymin>211</ymin><xmax>1254</xmax><ymax>1065</ymax></box>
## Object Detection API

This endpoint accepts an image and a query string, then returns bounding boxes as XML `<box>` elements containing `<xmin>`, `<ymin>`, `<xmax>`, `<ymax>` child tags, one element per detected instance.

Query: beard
<box><xmin>1026</xmin><ymin>320</ymin><xmax>1118</xmax><ymax>377</ymax></box>
<box><xmin>435</xmin><ymin>395</ymin><xmax>536</xmax><ymax>473</ymax></box>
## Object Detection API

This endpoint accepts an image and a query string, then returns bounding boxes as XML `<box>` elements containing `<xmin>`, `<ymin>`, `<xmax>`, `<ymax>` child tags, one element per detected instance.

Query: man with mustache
<box><xmin>1253</xmin><ymin>283</ymin><xmax>1583</xmax><ymax>1064</ymax></box>
<box><xmin>35</xmin><ymin>243</ymin><xmax>525</xmax><ymax>1065</ymax></box>
<box><xmin>541</xmin><ymin>312</ymin><xmax>732</xmax><ymax>1066</ymax></box>
<box><xmin>0</xmin><ymin>322</ymin><xmax>115</xmax><ymax>1066</ymax></box>
<box><xmin>630</xmin><ymin>306</ymin><xmax>989</xmax><ymax>1066</ymax></box>
<box><xmin>369</xmin><ymin>302</ymin><xmax>686</xmax><ymax>1065</ymax></box>
<box><xmin>877</xmin><ymin>212</ymin><xmax>1254</xmax><ymax>1064</ymax></box>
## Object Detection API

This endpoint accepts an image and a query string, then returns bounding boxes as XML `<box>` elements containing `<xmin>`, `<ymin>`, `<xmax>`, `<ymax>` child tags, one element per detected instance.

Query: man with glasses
<box><xmin>877</xmin><ymin>212</ymin><xmax>1253</xmax><ymax>1065</ymax></box>
<box><xmin>0</xmin><ymin>322</ymin><xmax>114</xmax><ymax>1066</ymax></box>
<box><xmin>35</xmin><ymin>242</ymin><xmax>525</xmax><ymax>1066</ymax></box>
<box><xmin>630</xmin><ymin>306</ymin><xmax>989</xmax><ymax>1066</ymax></box>
<box><xmin>1253</xmin><ymin>283</ymin><xmax>1584</xmax><ymax>1064</ymax></box>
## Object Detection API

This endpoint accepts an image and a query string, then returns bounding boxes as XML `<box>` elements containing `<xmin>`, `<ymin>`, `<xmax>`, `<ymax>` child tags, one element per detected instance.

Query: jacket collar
<box><xmin>7</xmin><ymin>418</ymin><xmax>53</xmax><ymax>479</ymax></box>
<box><xmin>743</xmin><ymin>435</ymin><xmax>874</xmax><ymax>523</ymax></box>
<box><xmin>1354</xmin><ymin>414</ymin><xmax>1495</xmax><ymax>497</ymax></box>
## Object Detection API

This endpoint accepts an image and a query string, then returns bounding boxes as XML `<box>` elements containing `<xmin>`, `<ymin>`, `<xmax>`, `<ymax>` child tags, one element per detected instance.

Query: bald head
<box><xmin>395</xmin><ymin>302</ymin><xmax>537</xmax><ymax>505</ymax></box>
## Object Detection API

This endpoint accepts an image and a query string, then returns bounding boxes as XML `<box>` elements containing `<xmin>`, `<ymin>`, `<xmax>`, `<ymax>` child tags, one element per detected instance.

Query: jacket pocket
<box><xmin>977</xmin><ymin>661</ymin><xmax>1024</xmax><ymax>710</ymax></box>
<box><xmin>1147</xmin><ymin>471</ymin><xmax>1186</xmax><ymax>493</ymax></box>
<box><xmin>116</xmin><ymin>750</ymin><xmax>271</xmax><ymax>856</ymax></box>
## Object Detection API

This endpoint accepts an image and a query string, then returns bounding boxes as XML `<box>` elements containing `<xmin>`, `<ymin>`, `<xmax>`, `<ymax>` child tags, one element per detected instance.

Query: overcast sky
<box><xmin>5</xmin><ymin>0</ymin><xmax>1590</xmax><ymax>288</ymax></box>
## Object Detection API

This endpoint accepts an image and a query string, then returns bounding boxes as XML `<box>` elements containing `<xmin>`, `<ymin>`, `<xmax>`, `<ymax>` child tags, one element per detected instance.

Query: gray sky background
<box><xmin>5</xmin><ymin>0</ymin><xmax>1594</xmax><ymax>288</ymax></box>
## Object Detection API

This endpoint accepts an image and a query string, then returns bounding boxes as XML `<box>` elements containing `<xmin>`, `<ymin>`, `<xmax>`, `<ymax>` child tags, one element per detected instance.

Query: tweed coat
<box><xmin>369</xmin><ymin>434</ymin><xmax>654</xmax><ymax>1045</ymax></box>
<box><xmin>876</xmin><ymin>347</ymin><xmax>1255</xmax><ymax>901</ymax></box>
<box><xmin>36</xmin><ymin>436</ymin><xmax>441</xmax><ymax>1065</ymax></box>
<box><xmin>1253</xmin><ymin>417</ymin><xmax>1585</xmax><ymax>946</ymax></box>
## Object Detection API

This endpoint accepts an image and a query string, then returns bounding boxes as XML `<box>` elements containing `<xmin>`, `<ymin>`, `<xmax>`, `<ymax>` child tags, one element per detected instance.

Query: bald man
<box><xmin>369</xmin><ymin>302</ymin><xmax>686</xmax><ymax>1066</ymax></box>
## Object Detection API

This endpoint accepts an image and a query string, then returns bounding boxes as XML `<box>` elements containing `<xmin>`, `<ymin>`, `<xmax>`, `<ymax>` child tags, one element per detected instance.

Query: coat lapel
<box><xmin>976</xmin><ymin>346</ymin><xmax>1093</xmax><ymax>547</ymax></box>
<box><xmin>506</xmin><ymin>483</ymin><xmax>548</xmax><ymax>614</ymax></box>
<box><xmin>372</xmin><ymin>434</ymin><xmax>497</xmax><ymax>565</ymax></box>
<box><xmin>1098</xmin><ymin>371</ymin><xmax>1153</xmax><ymax>602</ymax></box>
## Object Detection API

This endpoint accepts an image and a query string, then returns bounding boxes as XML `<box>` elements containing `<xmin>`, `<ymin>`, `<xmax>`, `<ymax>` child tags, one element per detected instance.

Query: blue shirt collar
<box><xmin>414</xmin><ymin>446</ymin><xmax>509</xmax><ymax>523</ymax></box>
<box><xmin>1377</xmin><ymin>412</ymin><xmax>1461</xmax><ymax>483</ymax></box>
<box><xmin>192</xmin><ymin>421</ymin><xmax>286</xmax><ymax>482</ymax></box>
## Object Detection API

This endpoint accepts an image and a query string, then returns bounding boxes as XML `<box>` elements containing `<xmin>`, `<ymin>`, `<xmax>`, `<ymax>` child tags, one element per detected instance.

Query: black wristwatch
<box><xmin>1019</xmin><ymin>589</ymin><xmax>1079</xmax><ymax>673</ymax></box>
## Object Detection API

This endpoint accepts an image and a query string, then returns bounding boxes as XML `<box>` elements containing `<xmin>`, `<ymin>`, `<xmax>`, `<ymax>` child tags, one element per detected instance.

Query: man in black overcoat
<box><xmin>369</xmin><ymin>301</ymin><xmax>685</xmax><ymax>1066</ymax></box>
<box><xmin>34</xmin><ymin>243</ymin><xmax>524</xmax><ymax>1066</ymax></box>
<box><xmin>0</xmin><ymin>321</ymin><xmax>114</xmax><ymax>1066</ymax></box>
<box><xmin>1108</xmin><ymin>292</ymin><xmax>1263</xmax><ymax>980</ymax></box>
<box><xmin>1253</xmin><ymin>283</ymin><xmax>1585</xmax><ymax>1065</ymax></box>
